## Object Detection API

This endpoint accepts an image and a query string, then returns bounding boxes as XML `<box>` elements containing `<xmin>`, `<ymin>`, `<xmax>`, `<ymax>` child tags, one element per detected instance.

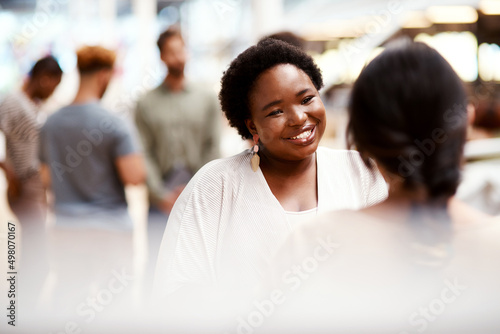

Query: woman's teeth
<box><xmin>290</xmin><ymin>129</ymin><xmax>312</xmax><ymax>140</ymax></box>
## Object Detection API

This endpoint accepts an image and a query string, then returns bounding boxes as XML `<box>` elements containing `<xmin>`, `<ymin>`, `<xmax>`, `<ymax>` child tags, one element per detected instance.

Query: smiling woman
<box><xmin>245</xmin><ymin>63</ymin><xmax>326</xmax><ymax>211</ymax></box>
<box><xmin>153</xmin><ymin>38</ymin><xmax>388</xmax><ymax>300</ymax></box>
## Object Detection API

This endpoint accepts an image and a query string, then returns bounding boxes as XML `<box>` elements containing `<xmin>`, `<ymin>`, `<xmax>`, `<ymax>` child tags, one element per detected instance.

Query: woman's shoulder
<box><xmin>165</xmin><ymin>150</ymin><xmax>255</xmax><ymax>238</ymax></box>
<box><xmin>183</xmin><ymin>149</ymin><xmax>253</xmax><ymax>194</ymax></box>
<box><xmin>195</xmin><ymin>149</ymin><xmax>251</xmax><ymax>177</ymax></box>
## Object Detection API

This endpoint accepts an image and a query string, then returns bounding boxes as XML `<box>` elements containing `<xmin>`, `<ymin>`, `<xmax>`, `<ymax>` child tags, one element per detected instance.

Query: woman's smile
<box><xmin>283</xmin><ymin>124</ymin><xmax>316</xmax><ymax>145</ymax></box>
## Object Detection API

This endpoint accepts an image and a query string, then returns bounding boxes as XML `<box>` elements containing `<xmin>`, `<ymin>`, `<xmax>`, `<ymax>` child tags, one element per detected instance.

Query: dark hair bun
<box><xmin>347</xmin><ymin>40</ymin><xmax>467</xmax><ymax>202</ymax></box>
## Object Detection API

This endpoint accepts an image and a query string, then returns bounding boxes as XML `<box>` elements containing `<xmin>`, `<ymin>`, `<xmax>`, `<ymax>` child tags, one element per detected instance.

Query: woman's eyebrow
<box><xmin>261</xmin><ymin>88</ymin><xmax>312</xmax><ymax>111</ymax></box>
<box><xmin>296</xmin><ymin>88</ymin><xmax>310</xmax><ymax>96</ymax></box>
<box><xmin>262</xmin><ymin>99</ymin><xmax>283</xmax><ymax>112</ymax></box>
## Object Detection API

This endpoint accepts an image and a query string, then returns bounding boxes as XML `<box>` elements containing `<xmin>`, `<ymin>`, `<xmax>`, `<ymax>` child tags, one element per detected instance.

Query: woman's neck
<box><xmin>258</xmin><ymin>150</ymin><xmax>318</xmax><ymax>212</ymax></box>
<box><xmin>258</xmin><ymin>150</ymin><xmax>316</xmax><ymax>179</ymax></box>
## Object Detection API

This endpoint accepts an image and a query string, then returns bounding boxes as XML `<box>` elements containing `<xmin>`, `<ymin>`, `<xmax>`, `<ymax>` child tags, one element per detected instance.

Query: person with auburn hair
<box><xmin>264</xmin><ymin>39</ymin><xmax>499</xmax><ymax>333</ymax></box>
<box><xmin>153</xmin><ymin>38</ymin><xmax>388</xmax><ymax>300</ymax></box>
<box><xmin>76</xmin><ymin>45</ymin><xmax>117</xmax><ymax>73</ymax></box>
<box><xmin>39</xmin><ymin>45</ymin><xmax>145</xmax><ymax>311</ymax></box>
<box><xmin>40</xmin><ymin>45</ymin><xmax>144</xmax><ymax>227</ymax></box>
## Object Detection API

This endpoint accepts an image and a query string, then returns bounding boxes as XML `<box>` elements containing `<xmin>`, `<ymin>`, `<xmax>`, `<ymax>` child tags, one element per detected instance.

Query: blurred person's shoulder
<box><xmin>41</xmin><ymin>104</ymin><xmax>70</xmax><ymax>129</ymax></box>
<box><xmin>43</xmin><ymin>103</ymin><xmax>125</xmax><ymax>131</ymax></box>
<box><xmin>448</xmin><ymin>217</ymin><xmax>500</xmax><ymax>311</ymax></box>
<box><xmin>185</xmin><ymin>81</ymin><xmax>213</xmax><ymax>95</ymax></box>
<box><xmin>0</xmin><ymin>93</ymin><xmax>20</xmax><ymax>120</ymax></box>
<box><xmin>0</xmin><ymin>92</ymin><xmax>19</xmax><ymax>108</ymax></box>
<box><xmin>137</xmin><ymin>82</ymin><xmax>216</xmax><ymax>110</ymax></box>
<box><xmin>0</xmin><ymin>91</ymin><xmax>34</xmax><ymax>114</ymax></box>
<box><xmin>454</xmin><ymin>215</ymin><xmax>500</xmax><ymax>247</ymax></box>
<box><xmin>45</xmin><ymin>102</ymin><xmax>102</xmax><ymax>120</ymax></box>
<box><xmin>289</xmin><ymin>208</ymin><xmax>390</xmax><ymax>248</ymax></box>
<box><xmin>138</xmin><ymin>84</ymin><xmax>164</xmax><ymax>102</ymax></box>
<box><xmin>448</xmin><ymin>196</ymin><xmax>494</xmax><ymax>229</ymax></box>
<box><xmin>1</xmin><ymin>91</ymin><xmax>25</xmax><ymax>103</ymax></box>
<box><xmin>270</xmin><ymin>208</ymin><xmax>403</xmax><ymax>294</ymax></box>
<box><xmin>293</xmin><ymin>203</ymin><xmax>500</xmax><ymax>252</ymax></box>
<box><xmin>186</xmin><ymin>81</ymin><xmax>218</xmax><ymax>109</ymax></box>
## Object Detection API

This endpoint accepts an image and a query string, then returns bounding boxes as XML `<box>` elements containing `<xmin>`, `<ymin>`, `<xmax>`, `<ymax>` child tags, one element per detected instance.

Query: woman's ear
<box><xmin>244</xmin><ymin>119</ymin><xmax>257</xmax><ymax>136</ymax></box>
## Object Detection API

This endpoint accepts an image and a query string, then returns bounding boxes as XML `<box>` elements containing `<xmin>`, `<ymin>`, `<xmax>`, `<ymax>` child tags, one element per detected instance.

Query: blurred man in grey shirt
<box><xmin>39</xmin><ymin>46</ymin><xmax>145</xmax><ymax>311</ymax></box>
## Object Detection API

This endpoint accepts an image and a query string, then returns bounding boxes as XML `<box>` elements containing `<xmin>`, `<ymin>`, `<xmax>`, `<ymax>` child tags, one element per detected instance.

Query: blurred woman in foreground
<box><xmin>263</xmin><ymin>40</ymin><xmax>500</xmax><ymax>334</ymax></box>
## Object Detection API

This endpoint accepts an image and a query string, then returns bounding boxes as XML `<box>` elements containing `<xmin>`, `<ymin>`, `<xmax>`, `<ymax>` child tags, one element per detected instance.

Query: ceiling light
<box><xmin>479</xmin><ymin>0</ymin><xmax>500</xmax><ymax>15</ymax></box>
<box><xmin>402</xmin><ymin>11</ymin><xmax>432</xmax><ymax>29</ymax></box>
<box><xmin>426</xmin><ymin>6</ymin><xmax>478</xmax><ymax>24</ymax></box>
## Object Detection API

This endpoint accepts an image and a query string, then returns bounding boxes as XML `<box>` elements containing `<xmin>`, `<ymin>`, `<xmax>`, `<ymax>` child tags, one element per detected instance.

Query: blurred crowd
<box><xmin>1</xmin><ymin>23</ymin><xmax>499</xmax><ymax>334</ymax></box>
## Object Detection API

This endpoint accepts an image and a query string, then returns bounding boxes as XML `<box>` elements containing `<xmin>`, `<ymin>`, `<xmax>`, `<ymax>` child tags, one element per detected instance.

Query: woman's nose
<box><xmin>286</xmin><ymin>106</ymin><xmax>308</xmax><ymax>126</ymax></box>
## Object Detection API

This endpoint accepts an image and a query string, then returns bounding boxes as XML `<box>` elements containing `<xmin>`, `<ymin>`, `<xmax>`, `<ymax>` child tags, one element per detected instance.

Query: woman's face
<box><xmin>246</xmin><ymin>64</ymin><xmax>326</xmax><ymax>162</ymax></box>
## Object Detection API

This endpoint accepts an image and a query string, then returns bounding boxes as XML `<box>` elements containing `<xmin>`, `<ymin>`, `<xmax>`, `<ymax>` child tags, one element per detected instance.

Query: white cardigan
<box><xmin>154</xmin><ymin>147</ymin><xmax>388</xmax><ymax>296</ymax></box>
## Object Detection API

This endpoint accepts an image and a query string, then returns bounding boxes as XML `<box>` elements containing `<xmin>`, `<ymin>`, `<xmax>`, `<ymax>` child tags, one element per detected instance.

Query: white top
<box><xmin>285</xmin><ymin>207</ymin><xmax>318</xmax><ymax>226</ymax></box>
<box><xmin>154</xmin><ymin>147</ymin><xmax>388</xmax><ymax>296</ymax></box>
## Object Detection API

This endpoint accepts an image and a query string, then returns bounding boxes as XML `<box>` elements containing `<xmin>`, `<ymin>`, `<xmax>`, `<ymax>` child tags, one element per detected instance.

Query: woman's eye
<box><xmin>267</xmin><ymin>109</ymin><xmax>282</xmax><ymax>117</ymax></box>
<box><xmin>302</xmin><ymin>96</ymin><xmax>314</xmax><ymax>104</ymax></box>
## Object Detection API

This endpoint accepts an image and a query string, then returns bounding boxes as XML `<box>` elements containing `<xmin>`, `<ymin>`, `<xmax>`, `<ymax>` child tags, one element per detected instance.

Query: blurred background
<box><xmin>1</xmin><ymin>0</ymin><xmax>500</xmax><ymax>149</ymax></box>
<box><xmin>2</xmin><ymin>0</ymin><xmax>500</xmax><ymax>145</ymax></box>
<box><xmin>0</xmin><ymin>0</ymin><xmax>500</xmax><ymax>325</ymax></box>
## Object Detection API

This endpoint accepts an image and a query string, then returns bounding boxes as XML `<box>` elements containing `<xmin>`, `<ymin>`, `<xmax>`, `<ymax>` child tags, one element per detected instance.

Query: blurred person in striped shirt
<box><xmin>0</xmin><ymin>55</ymin><xmax>62</xmax><ymax>310</ymax></box>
